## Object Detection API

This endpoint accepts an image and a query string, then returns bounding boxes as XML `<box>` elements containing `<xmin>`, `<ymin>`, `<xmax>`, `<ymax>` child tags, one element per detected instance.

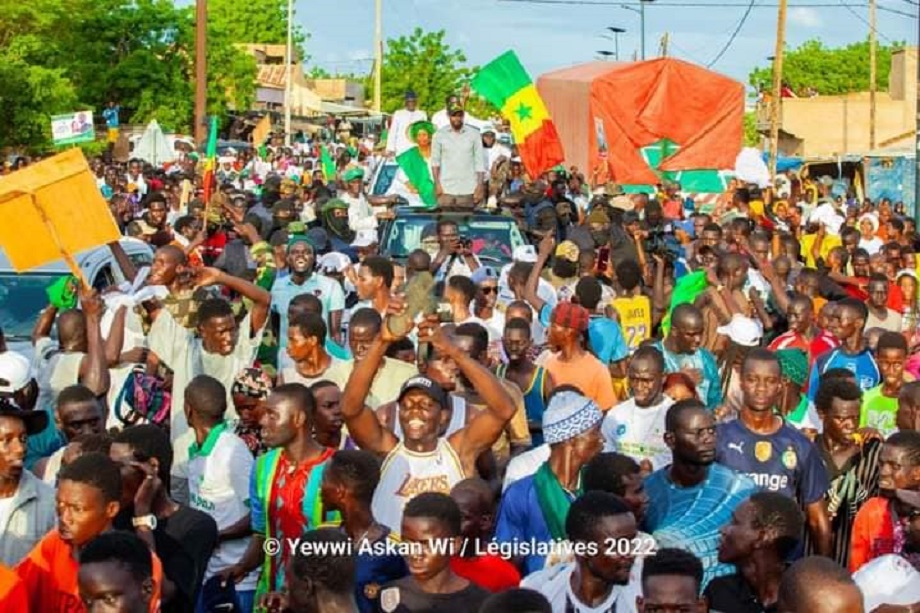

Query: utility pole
<box><xmin>374</xmin><ymin>0</ymin><xmax>382</xmax><ymax>112</ymax></box>
<box><xmin>640</xmin><ymin>0</ymin><xmax>646</xmax><ymax>60</ymax></box>
<box><xmin>660</xmin><ymin>32</ymin><xmax>669</xmax><ymax>57</ymax></box>
<box><xmin>769</xmin><ymin>0</ymin><xmax>788</xmax><ymax>180</ymax></box>
<box><xmin>284</xmin><ymin>0</ymin><xmax>294</xmax><ymax>147</ymax></box>
<box><xmin>869</xmin><ymin>0</ymin><xmax>877</xmax><ymax>150</ymax></box>
<box><xmin>914</xmin><ymin>26</ymin><xmax>920</xmax><ymax>225</ymax></box>
<box><xmin>194</xmin><ymin>0</ymin><xmax>207</xmax><ymax>144</ymax></box>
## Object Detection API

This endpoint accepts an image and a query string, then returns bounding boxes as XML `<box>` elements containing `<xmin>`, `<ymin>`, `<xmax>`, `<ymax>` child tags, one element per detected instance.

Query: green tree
<box><xmin>375</xmin><ymin>28</ymin><xmax>473</xmax><ymax>114</ymax></box>
<box><xmin>743</xmin><ymin>112</ymin><xmax>760</xmax><ymax>147</ymax></box>
<box><xmin>0</xmin><ymin>54</ymin><xmax>78</xmax><ymax>150</ymax></box>
<box><xmin>208</xmin><ymin>0</ymin><xmax>308</xmax><ymax>59</ymax></box>
<box><xmin>749</xmin><ymin>39</ymin><xmax>904</xmax><ymax>95</ymax></box>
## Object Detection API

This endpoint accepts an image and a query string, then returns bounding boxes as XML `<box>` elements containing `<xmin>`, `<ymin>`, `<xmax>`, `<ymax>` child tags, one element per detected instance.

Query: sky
<box><xmin>301</xmin><ymin>0</ymin><xmax>917</xmax><ymax>93</ymax></box>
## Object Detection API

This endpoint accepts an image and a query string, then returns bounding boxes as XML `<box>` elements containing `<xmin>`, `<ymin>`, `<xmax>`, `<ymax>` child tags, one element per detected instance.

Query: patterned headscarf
<box><xmin>542</xmin><ymin>390</ymin><xmax>603</xmax><ymax>445</ymax></box>
<box><xmin>231</xmin><ymin>367</ymin><xmax>273</xmax><ymax>399</ymax></box>
<box><xmin>777</xmin><ymin>348</ymin><xmax>809</xmax><ymax>388</ymax></box>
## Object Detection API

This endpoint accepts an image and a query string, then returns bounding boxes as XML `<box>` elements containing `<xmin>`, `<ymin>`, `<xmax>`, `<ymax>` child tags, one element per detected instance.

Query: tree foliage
<box><xmin>0</xmin><ymin>0</ymin><xmax>298</xmax><ymax>149</ymax></box>
<box><xmin>374</xmin><ymin>28</ymin><xmax>478</xmax><ymax>115</ymax></box>
<box><xmin>743</xmin><ymin>112</ymin><xmax>760</xmax><ymax>147</ymax></box>
<box><xmin>749</xmin><ymin>39</ymin><xmax>904</xmax><ymax>96</ymax></box>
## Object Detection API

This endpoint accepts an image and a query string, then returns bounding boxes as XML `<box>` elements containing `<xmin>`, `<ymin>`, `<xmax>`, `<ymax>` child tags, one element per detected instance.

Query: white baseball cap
<box><xmin>0</xmin><ymin>352</ymin><xmax>33</xmax><ymax>394</ymax></box>
<box><xmin>351</xmin><ymin>230</ymin><xmax>378</xmax><ymax>249</ymax></box>
<box><xmin>513</xmin><ymin>245</ymin><xmax>538</xmax><ymax>263</ymax></box>
<box><xmin>716</xmin><ymin>315</ymin><xmax>763</xmax><ymax>347</ymax></box>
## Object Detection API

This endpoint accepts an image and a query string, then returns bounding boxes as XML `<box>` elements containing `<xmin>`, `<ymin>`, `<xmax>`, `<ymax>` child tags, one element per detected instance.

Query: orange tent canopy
<box><xmin>537</xmin><ymin>58</ymin><xmax>744</xmax><ymax>185</ymax></box>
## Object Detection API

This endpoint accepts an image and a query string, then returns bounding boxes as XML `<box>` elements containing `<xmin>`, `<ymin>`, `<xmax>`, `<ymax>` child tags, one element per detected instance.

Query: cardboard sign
<box><xmin>51</xmin><ymin>111</ymin><xmax>96</xmax><ymax>146</ymax></box>
<box><xmin>0</xmin><ymin>149</ymin><xmax>121</xmax><ymax>278</ymax></box>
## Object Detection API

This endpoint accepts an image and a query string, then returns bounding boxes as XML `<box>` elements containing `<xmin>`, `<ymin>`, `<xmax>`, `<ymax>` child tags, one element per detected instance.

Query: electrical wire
<box><xmin>706</xmin><ymin>0</ymin><xmax>757</xmax><ymax>68</ymax></box>
<box><xmin>500</xmin><ymin>0</ymin><xmax>874</xmax><ymax>6</ymax></box>
<box><xmin>840</xmin><ymin>0</ymin><xmax>895</xmax><ymax>43</ymax></box>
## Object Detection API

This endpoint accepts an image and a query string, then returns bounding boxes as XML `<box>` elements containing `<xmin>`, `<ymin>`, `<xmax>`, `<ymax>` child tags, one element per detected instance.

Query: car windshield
<box><xmin>383</xmin><ymin>217</ymin><xmax>526</xmax><ymax>263</ymax></box>
<box><xmin>0</xmin><ymin>273</ymin><xmax>59</xmax><ymax>341</ymax></box>
<box><xmin>372</xmin><ymin>163</ymin><xmax>399</xmax><ymax>196</ymax></box>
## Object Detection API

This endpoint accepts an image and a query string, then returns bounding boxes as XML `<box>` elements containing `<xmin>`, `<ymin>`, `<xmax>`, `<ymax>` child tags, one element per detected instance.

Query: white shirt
<box><xmin>860</xmin><ymin>236</ymin><xmax>884</xmax><ymax>255</ymax></box>
<box><xmin>187</xmin><ymin>426</ymin><xmax>259</xmax><ymax>590</ymax></box>
<box><xmin>853</xmin><ymin>555</ymin><xmax>920</xmax><ymax>612</ymax></box>
<box><xmin>502</xmin><ymin>443</ymin><xmax>550</xmax><ymax>492</ymax></box>
<box><xmin>483</xmin><ymin>144</ymin><xmax>512</xmax><ymax>174</ymax></box>
<box><xmin>602</xmin><ymin>396</ymin><xmax>675</xmax><ymax>471</ymax></box>
<box><xmin>341</xmin><ymin>192</ymin><xmax>378</xmax><ymax>233</ymax></box>
<box><xmin>522</xmin><ymin>556</ymin><xmax>643</xmax><ymax>613</ymax></box>
<box><xmin>386</xmin><ymin>108</ymin><xmax>428</xmax><ymax>155</ymax></box>
<box><xmin>808</xmin><ymin>202</ymin><xmax>846</xmax><ymax>235</ymax></box>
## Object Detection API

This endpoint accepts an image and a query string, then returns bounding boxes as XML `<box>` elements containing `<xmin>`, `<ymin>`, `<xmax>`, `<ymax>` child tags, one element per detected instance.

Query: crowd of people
<box><xmin>2</xmin><ymin>91</ymin><xmax>920</xmax><ymax>613</ymax></box>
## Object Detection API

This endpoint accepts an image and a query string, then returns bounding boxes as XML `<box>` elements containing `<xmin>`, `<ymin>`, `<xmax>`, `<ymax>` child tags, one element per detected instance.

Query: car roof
<box><xmin>390</xmin><ymin>207</ymin><xmax>513</xmax><ymax>220</ymax></box>
<box><xmin>0</xmin><ymin>238</ymin><xmax>152</xmax><ymax>274</ymax></box>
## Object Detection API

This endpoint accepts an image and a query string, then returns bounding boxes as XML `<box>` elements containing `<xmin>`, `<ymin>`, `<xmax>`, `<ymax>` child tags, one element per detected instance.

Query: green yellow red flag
<box><xmin>202</xmin><ymin>116</ymin><xmax>219</xmax><ymax>203</ymax></box>
<box><xmin>471</xmin><ymin>50</ymin><xmax>565</xmax><ymax>178</ymax></box>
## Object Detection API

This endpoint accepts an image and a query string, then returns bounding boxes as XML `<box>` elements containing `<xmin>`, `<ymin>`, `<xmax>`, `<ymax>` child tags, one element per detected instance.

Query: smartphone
<box><xmin>597</xmin><ymin>246</ymin><xmax>610</xmax><ymax>272</ymax></box>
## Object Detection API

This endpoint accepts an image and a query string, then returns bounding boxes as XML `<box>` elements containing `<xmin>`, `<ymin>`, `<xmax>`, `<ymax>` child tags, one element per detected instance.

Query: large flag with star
<box><xmin>471</xmin><ymin>51</ymin><xmax>565</xmax><ymax>178</ymax></box>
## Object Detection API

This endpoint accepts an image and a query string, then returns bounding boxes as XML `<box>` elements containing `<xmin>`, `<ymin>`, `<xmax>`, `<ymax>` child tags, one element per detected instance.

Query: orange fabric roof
<box><xmin>537</xmin><ymin>58</ymin><xmax>744</xmax><ymax>185</ymax></box>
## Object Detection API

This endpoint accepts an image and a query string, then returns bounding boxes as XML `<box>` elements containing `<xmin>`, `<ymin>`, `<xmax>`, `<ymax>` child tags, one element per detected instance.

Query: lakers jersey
<box><xmin>612</xmin><ymin>294</ymin><xmax>652</xmax><ymax>352</ymax></box>
<box><xmin>372</xmin><ymin>438</ymin><xmax>466</xmax><ymax>534</ymax></box>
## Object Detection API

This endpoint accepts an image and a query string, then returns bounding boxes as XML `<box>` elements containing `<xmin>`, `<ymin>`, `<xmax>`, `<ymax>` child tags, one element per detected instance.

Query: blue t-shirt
<box><xmin>587</xmin><ymin>317</ymin><xmax>629</xmax><ymax>365</ymax></box>
<box><xmin>271</xmin><ymin>273</ymin><xmax>346</xmax><ymax>352</ymax></box>
<box><xmin>806</xmin><ymin>347</ymin><xmax>880</xmax><ymax>401</ymax></box>
<box><xmin>644</xmin><ymin>463</ymin><xmax>757</xmax><ymax>588</ymax></box>
<box><xmin>494</xmin><ymin>474</ymin><xmax>558</xmax><ymax>576</ymax></box>
<box><xmin>715</xmin><ymin>419</ymin><xmax>828</xmax><ymax>505</ymax></box>
<box><xmin>652</xmin><ymin>340</ymin><xmax>722</xmax><ymax>410</ymax></box>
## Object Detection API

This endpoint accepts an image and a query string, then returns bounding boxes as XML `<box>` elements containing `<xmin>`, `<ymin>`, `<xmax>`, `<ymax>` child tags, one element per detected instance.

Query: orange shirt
<box><xmin>544</xmin><ymin>350</ymin><xmax>618</xmax><ymax>411</ymax></box>
<box><xmin>849</xmin><ymin>497</ymin><xmax>896</xmax><ymax>573</ymax></box>
<box><xmin>16</xmin><ymin>529</ymin><xmax>162</xmax><ymax>613</ymax></box>
<box><xmin>0</xmin><ymin>564</ymin><xmax>28</xmax><ymax>609</ymax></box>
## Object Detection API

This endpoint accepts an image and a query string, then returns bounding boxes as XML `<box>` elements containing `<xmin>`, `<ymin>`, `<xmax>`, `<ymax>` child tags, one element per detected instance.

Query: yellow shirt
<box><xmin>612</xmin><ymin>294</ymin><xmax>652</xmax><ymax>352</ymax></box>
<box><xmin>800</xmin><ymin>233</ymin><xmax>841</xmax><ymax>268</ymax></box>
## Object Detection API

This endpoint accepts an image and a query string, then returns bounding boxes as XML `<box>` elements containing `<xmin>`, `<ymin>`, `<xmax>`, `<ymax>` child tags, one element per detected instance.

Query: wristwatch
<box><xmin>132</xmin><ymin>514</ymin><xmax>158</xmax><ymax>531</ymax></box>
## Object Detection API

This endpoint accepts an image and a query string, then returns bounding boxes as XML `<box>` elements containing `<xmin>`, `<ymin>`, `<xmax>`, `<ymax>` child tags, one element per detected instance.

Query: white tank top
<box><xmin>392</xmin><ymin>395</ymin><xmax>466</xmax><ymax>440</ymax></box>
<box><xmin>372</xmin><ymin>438</ymin><xmax>466</xmax><ymax>534</ymax></box>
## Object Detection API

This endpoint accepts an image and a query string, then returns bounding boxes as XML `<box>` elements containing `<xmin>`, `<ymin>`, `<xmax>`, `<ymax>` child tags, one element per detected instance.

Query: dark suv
<box><xmin>378</xmin><ymin>207</ymin><xmax>528</xmax><ymax>267</ymax></box>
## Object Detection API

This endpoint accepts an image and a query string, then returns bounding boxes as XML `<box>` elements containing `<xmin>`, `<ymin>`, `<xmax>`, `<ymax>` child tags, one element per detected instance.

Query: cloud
<box><xmin>788</xmin><ymin>7</ymin><xmax>823</xmax><ymax>28</ymax></box>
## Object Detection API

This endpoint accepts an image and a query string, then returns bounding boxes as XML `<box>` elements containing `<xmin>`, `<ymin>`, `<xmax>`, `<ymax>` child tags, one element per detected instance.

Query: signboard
<box><xmin>0</xmin><ymin>149</ymin><xmax>120</xmax><ymax>280</ymax></box>
<box><xmin>51</xmin><ymin>111</ymin><xmax>96</xmax><ymax>146</ymax></box>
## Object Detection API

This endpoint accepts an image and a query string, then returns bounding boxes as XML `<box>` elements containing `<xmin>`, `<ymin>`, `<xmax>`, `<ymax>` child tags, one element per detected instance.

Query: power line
<box><xmin>707</xmin><ymin>0</ymin><xmax>758</xmax><ymax>67</ymax></box>
<box><xmin>877</xmin><ymin>3</ymin><xmax>918</xmax><ymax>16</ymax></box>
<box><xmin>500</xmin><ymin>0</ymin><xmax>872</xmax><ymax>6</ymax></box>
<box><xmin>839</xmin><ymin>0</ymin><xmax>895</xmax><ymax>43</ymax></box>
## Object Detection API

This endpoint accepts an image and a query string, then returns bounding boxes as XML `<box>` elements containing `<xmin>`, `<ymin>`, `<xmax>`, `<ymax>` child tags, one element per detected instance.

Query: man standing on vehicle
<box><xmin>385</xmin><ymin>90</ymin><xmax>428</xmax><ymax>158</ymax></box>
<box><xmin>431</xmin><ymin>102</ymin><xmax>485</xmax><ymax>209</ymax></box>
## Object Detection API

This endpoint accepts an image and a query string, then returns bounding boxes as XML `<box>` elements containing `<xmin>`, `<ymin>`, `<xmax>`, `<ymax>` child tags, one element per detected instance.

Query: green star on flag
<box><xmin>515</xmin><ymin>102</ymin><xmax>533</xmax><ymax>122</ymax></box>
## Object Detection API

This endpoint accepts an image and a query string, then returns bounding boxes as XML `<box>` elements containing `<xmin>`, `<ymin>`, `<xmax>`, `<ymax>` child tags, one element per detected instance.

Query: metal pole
<box><xmin>615</xmin><ymin>32</ymin><xmax>619</xmax><ymax>60</ymax></box>
<box><xmin>284</xmin><ymin>0</ymin><xmax>293</xmax><ymax>147</ymax></box>
<box><xmin>194</xmin><ymin>0</ymin><xmax>207</xmax><ymax>144</ymax></box>
<box><xmin>869</xmin><ymin>0</ymin><xmax>877</xmax><ymax>150</ymax></box>
<box><xmin>914</xmin><ymin>41</ymin><xmax>920</xmax><ymax>224</ymax></box>
<box><xmin>769</xmin><ymin>0</ymin><xmax>788</xmax><ymax>180</ymax></box>
<box><xmin>640</xmin><ymin>0</ymin><xmax>646</xmax><ymax>60</ymax></box>
<box><xmin>374</xmin><ymin>0</ymin><xmax>382</xmax><ymax>112</ymax></box>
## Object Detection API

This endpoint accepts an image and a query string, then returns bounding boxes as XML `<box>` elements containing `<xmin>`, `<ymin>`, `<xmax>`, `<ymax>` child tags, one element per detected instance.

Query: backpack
<box><xmin>113</xmin><ymin>365</ymin><xmax>171</xmax><ymax>429</ymax></box>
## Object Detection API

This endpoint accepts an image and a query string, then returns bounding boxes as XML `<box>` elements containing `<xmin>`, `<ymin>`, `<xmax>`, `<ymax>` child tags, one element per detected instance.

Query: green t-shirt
<box><xmin>860</xmin><ymin>385</ymin><xmax>899</xmax><ymax>438</ymax></box>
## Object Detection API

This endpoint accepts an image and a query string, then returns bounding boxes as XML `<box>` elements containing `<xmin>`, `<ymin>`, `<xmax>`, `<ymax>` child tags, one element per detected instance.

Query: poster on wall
<box><xmin>51</xmin><ymin>111</ymin><xmax>96</xmax><ymax>146</ymax></box>
<box><xmin>594</xmin><ymin>117</ymin><xmax>608</xmax><ymax>158</ymax></box>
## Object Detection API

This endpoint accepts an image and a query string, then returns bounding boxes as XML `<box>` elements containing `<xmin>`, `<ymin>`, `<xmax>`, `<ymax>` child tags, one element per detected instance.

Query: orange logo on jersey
<box><xmin>396</xmin><ymin>474</ymin><xmax>451</xmax><ymax>498</ymax></box>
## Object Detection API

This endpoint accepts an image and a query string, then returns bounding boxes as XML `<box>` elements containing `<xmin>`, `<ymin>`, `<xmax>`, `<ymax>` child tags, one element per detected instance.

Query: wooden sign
<box><xmin>0</xmin><ymin>149</ymin><xmax>121</xmax><ymax>283</ymax></box>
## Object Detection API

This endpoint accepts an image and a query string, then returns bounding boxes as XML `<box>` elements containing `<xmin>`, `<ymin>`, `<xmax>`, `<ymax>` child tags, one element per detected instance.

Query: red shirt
<box><xmin>16</xmin><ymin>529</ymin><xmax>162</xmax><ymax>612</ymax></box>
<box><xmin>849</xmin><ymin>497</ymin><xmax>896</xmax><ymax>573</ymax></box>
<box><xmin>450</xmin><ymin>555</ymin><xmax>521</xmax><ymax>592</ymax></box>
<box><xmin>270</xmin><ymin>447</ymin><xmax>337</xmax><ymax>563</ymax></box>
<box><xmin>0</xmin><ymin>565</ymin><xmax>28</xmax><ymax>609</ymax></box>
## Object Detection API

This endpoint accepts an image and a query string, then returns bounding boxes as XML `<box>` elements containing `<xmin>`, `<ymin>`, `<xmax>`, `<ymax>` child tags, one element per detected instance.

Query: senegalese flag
<box><xmin>320</xmin><ymin>144</ymin><xmax>336</xmax><ymax>183</ymax></box>
<box><xmin>471</xmin><ymin>50</ymin><xmax>565</xmax><ymax>178</ymax></box>
<box><xmin>201</xmin><ymin>116</ymin><xmax>219</xmax><ymax>204</ymax></box>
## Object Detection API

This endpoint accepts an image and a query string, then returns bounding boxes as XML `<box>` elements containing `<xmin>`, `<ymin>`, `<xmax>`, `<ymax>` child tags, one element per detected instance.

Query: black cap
<box><xmin>398</xmin><ymin>376</ymin><xmax>448</xmax><ymax>408</ymax></box>
<box><xmin>0</xmin><ymin>399</ymin><xmax>49</xmax><ymax>436</ymax></box>
<box><xmin>405</xmin><ymin>90</ymin><xmax>418</xmax><ymax>100</ymax></box>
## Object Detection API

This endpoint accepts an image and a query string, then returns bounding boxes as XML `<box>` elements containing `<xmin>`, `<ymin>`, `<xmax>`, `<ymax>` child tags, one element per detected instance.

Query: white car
<box><xmin>0</xmin><ymin>238</ymin><xmax>154</xmax><ymax>358</ymax></box>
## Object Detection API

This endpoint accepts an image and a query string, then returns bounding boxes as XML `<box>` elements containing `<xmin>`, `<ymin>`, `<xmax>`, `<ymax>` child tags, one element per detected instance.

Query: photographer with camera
<box><xmin>431</xmin><ymin>219</ymin><xmax>481</xmax><ymax>285</ymax></box>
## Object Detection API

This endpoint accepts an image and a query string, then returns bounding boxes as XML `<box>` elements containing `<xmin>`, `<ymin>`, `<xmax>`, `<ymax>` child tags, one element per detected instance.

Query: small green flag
<box><xmin>320</xmin><ymin>144</ymin><xmax>336</xmax><ymax>183</ymax></box>
<box><xmin>396</xmin><ymin>146</ymin><xmax>437</xmax><ymax>208</ymax></box>
<box><xmin>47</xmin><ymin>275</ymin><xmax>79</xmax><ymax>310</ymax></box>
<box><xmin>661</xmin><ymin>270</ymin><xmax>710</xmax><ymax>336</ymax></box>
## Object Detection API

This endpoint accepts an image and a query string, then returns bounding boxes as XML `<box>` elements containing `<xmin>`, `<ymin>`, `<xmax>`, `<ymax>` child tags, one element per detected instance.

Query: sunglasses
<box><xmin>480</xmin><ymin>286</ymin><xmax>498</xmax><ymax>295</ymax></box>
